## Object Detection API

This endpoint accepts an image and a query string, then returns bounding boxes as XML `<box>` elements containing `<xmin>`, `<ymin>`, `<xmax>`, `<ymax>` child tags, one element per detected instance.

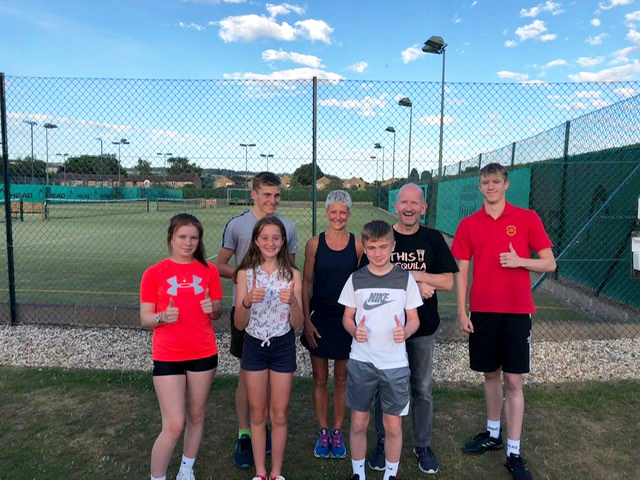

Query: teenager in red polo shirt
<box><xmin>452</xmin><ymin>163</ymin><xmax>556</xmax><ymax>480</ymax></box>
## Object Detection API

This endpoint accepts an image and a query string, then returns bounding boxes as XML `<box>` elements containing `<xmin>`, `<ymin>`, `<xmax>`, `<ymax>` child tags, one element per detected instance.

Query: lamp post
<box><xmin>157</xmin><ymin>152</ymin><xmax>173</xmax><ymax>189</ymax></box>
<box><xmin>385</xmin><ymin>126</ymin><xmax>396</xmax><ymax>179</ymax></box>
<box><xmin>43</xmin><ymin>123</ymin><xmax>58</xmax><ymax>187</ymax></box>
<box><xmin>398</xmin><ymin>97</ymin><xmax>413</xmax><ymax>178</ymax></box>
<box><xmin>370</xmin><ymin>155</ymin><xmax>378</xmax><ymax>184</ymax></box>
<box><xmin>240</xmin><ymin>143</ymin><xmax>256</xmax><ymax>186</ymax></box>
<box><xmin>23</xmin><ymin>120</ymin><xmax>37</xmax><ymax>184</ymax></box>
<box><xmin>112</xmin><ymin>138</ymin><xmax>130</xmax><ymax>187</ymax></box>
<box><xmin>260</xmin><ymin>153</ymin><xmax>274</xmax><ymax>171</ymax></box>
<box><xmin>96</xmin><ymin>137</ymin><xmax>103</xmax><ymax>156</ymax></box>
<box><xmin>374</xmin><ymin>143</ymin><xmax>385</xmax><ymax>182</ymax></box>
<box><xmin>56</xmin><ymin>153</ymin><xmax>68</xmax><ymax>185</ymax></box>
<box><xmin>422</xmin><ymin>35</ymin><xmax>447</xmax><ymax>178</ymax></box>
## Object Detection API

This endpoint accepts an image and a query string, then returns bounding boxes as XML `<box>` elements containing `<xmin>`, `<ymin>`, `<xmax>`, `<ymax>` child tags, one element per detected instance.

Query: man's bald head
<box><xmin>394</xmin><ymin>183</ymin><xmax>427</xmax><ymax>231</ymax></box>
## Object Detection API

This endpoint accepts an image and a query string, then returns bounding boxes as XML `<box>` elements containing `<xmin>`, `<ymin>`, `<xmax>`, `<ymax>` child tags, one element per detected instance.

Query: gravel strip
<box><xmin>1</xmin><ymin>325</ymin><xmax>638</xmax><ymax>383</ymax></box>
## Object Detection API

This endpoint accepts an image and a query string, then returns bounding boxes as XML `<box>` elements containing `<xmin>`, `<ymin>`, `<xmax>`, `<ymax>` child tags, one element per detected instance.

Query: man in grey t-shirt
<box><xmin>216</xmin><ymin>172</ymin><xmax>297</xmax><ymax>469</ymax></box>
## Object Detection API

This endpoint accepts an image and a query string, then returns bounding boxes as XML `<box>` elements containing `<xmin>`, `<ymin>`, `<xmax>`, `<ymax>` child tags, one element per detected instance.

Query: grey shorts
<box><xmin>346</xmin><ymin>359</ymin><xmax>410</xmax><ymax>416</ymax></box>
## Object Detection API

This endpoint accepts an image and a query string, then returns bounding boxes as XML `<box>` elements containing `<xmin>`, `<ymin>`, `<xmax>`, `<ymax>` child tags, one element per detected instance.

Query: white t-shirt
<box><xmin>338</xmin><ymin>265</ymin><xmax>423</xmax><ymax>370</ymax></box>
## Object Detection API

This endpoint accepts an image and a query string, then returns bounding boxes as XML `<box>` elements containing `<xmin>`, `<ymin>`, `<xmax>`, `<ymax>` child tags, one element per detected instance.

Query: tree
<box><xmin>64</xmin><ymin>155</ymin><xmax>124</xmax><ymax>175</ymax></box>
<box><xmin>2</xmin><ymin>156</ymin><xmax>47</xmax><ymax>178</ymax></box>
<box><xmin>327</xmin><ymin>177</ymin><xmax>343</xmax><ymax>191</ymax></box>
<box><xmin>408</xmin><ymin>168</ymin><xmax>419</xmax><ymax>183</ymax></box>
<box><xmin>292</xmin><ymin>163</ymin><xmax>324</xmax><ymax>186</ymax></box>
<box><xmin>166</xmin><ymin>157</ymin><xmax>203</xmax><ymax>177</ymax></box>
<box><xmin>420</xmin><ymin>170</ymin><xmax>432</xmax><ymax>184</ymax></box>
<box><xmin>136</xmin><ymin>158</ymin><xmax>152</xmax><ymax>176</ymax></box>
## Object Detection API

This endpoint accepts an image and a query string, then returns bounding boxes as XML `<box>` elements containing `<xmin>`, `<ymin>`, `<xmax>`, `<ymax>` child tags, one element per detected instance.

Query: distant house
<box><xmin>280</xmin><ymin>175</ymin><xmax>292</xmax><ymax>189</ymax></box>
<box><xmin>343</xmin><ymin>177</ymin><xmax>366</xmax><ymax>190</ymax></box>
<box><xmin>55</xmin><ymin>173</ymin><xmax>202</xmax><ymax>189</ymax></box>
<box><xmin>316</xmin><ymin>176</ymin><xmax>332</xmax><ymax>190</ymax></box>
<box><xmin>382</xmin><ymin>178</ymin><xmax>399</xmax><ymax>187</ymax></box>
<box><xmin>213</xmin><ymin>175</ymin><xmax>234</xmax><ymax>188</ymax></box>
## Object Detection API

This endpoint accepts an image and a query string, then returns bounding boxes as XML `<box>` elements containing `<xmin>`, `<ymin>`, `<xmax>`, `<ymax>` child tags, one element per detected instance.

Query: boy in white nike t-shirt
<box><xmin>339</xmin><ymin>220</ymin><xmax>422</xmax><ymax>480</ymax></box>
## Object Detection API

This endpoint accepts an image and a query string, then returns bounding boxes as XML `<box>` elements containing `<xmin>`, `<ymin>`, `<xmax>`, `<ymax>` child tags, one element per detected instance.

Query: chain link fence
<box><xmin>1</xmin><ymin>74</ymin><xmax>639</xmax><ymax>340</ymax></box>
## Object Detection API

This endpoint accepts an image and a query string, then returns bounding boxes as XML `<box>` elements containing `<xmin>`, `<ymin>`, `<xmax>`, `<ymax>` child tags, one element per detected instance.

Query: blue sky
<box><xmin>1</xmin><ymin>0</ymin><xmax>639</xmax><ymax>83</ymax></box>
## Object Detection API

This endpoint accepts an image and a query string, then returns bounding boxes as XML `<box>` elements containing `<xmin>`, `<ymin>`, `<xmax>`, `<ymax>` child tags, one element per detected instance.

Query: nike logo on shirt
<box><xmin>362</xmin><ymin>292</ymin><xmax>395</xmax><ymax>310</ymax></box>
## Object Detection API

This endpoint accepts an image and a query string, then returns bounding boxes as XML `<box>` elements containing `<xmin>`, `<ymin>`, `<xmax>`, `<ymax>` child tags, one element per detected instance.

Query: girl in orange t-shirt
<box><xmin>140</xmin><ymin>213</ymin><xmax>223</xmax><ymax>480</ymax></box>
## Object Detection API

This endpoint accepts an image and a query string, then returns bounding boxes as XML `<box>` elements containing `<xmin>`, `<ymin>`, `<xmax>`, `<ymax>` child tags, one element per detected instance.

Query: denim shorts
<box><xmin>241</xmin><ymin>329</ymin><xmax>297</xmax><ymax>373</ymax></box>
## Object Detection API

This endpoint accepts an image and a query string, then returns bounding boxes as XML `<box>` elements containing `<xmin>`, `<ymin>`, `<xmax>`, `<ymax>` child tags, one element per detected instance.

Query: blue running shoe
<box><xmin>330</xmin><ymin>429</ymin><xmax>347</xmax><ymax>459</ymax></box>
<box><xmin>314</xmin><ymin>428</ymin><xmax>331</xmax><ymax>458</ymax></box>
<box><xmin>233</xmin><ymin>433</ymin><xmax>253</xmax><ymax>468</ymax></box>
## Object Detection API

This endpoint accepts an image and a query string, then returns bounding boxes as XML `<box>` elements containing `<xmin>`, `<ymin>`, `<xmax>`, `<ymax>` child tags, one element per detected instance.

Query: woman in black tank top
<box><xmin>301</xmin><ymin>190</ymin><xmax>364</xmax><ymax>459</ymax></box>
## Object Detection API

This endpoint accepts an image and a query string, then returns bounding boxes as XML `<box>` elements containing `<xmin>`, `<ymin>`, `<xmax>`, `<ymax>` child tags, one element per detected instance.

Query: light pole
<box><xmin>96</xmin><ymin>137</ymin><xmax>103</xmax><ymax>156</ymax></box>
<box><xmin>374</xmin><ymin>143</ymin><xmax>385</xmax><ymax>182</ymax></box>
<box><xmin>260</xmin><ymin>153</ymin><xmax>274</xmax><ymax>171</ymax></box>
<box><xmin>56</xmin><ymin>153</ymin><xmax>68</xmax><ymax>185</ymax></box>
<box><xmin>240</xmin><ymin>143</ymin><xmax>256</xmax><ymax>186</ymax></box>
<box><xmin>43</xmin><ymin>123</ymin><xmax>58</xmax><ymax>187</ymax></box>
<box><xmin>96</xmin><ymin>138</ymin><xmax>104</xmax><ymax>178</ymax></box>
<box><xmin>422</xmin><ymin>35</ymin><xmax>447</xmax><ymax>178</ymax></box>
<box><xmin>112</xmin><ymin>138</ymin><xmax>130</xmax><ymax>187</ymax></box>
<box><xmin>157</xmin><ymin>152</ymin><xmax>173</xmax><ymax>189</ymax></box>
<box><xmin>370</xmin><ymin>155</ymin><xmax>378</xmax><ymax>184</ymax></box>
<box><xmin>23</xmin><ymin>120</ymin><xmax>37</xmax><ymax>184</ymax></box>
<box><xmin>398</xmin><ymin>97</ymin><xmax>413</xmax><ymax>178</ymax></box>
<box><xmin>385</xmin><ymin>126</ymin><xmax>396</xmax><ymax>179</ymax></box>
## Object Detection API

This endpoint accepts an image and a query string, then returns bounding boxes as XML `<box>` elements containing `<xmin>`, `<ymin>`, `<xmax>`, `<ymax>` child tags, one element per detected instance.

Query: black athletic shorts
<box><xmin>229</xmin><ymin>306</ymin><xmax>245</xmax><ymax>359</ymax></box>
<box><xmin>469</xmin><ymin>312</ymin><xmax>531</xmax><ymax>374</ymax></box>
<box><xmin>153</xmin><ymin>354</ymin><xmax>218</xmax><ymax>376</ymax></box>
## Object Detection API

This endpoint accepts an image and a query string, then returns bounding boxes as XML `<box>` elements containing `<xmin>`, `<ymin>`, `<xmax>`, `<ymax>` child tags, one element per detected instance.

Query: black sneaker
<box><xmin>348</xmin><ymin>475</ymin><xmax>360</xmax><ymax>480</ymax></box>
<box><xmin>414</xmin><ymin>446</ymin><xmax>438</xmax><ymax>474</ymax></box>
<box><xmin>462</xmin><ymin>430</ymin><xmax>504</xmax><ymax>455</ymax></box>
<box><xmin>266</xmin><ymin>426</ymin><xmax>272</xmax><ymax>455</ymax></box>
<box><xmin>367</xmin><ymin>436</ymin><xmax>385</xmax><ymax>471</ymax></box>
<box><xmin>232</xmin><ymin>433</ymin><xmax>253</xmax><ymax>468</ymax></box>
<box><xmin>505</xmin><ymin>453</ymin><xmax>533</xmax><ymax>480</ymax></box>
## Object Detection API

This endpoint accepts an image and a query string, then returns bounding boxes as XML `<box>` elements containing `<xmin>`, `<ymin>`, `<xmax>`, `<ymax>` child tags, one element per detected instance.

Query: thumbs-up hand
<box><xmin>355</xmin><ymin>315</ymin><xmax>368</xmax><ymax>343</ymax></box>
<box><xmin>500</xmin><ymin>242</ymin><xmax>521</xmax><ymax>268</ymax></box>
<box><xmin>245</xmin><ymin>274</ymin><xmax>265</xmax><ymax>307</ymax></box>
<box><xmin>279</xmin><ymin>282</ymin><xmax>296</xmax><ymax>305</ymax></box>
<box><xmin>164</xmin><ymin>297</ymin><xmax>179</xmax><ymax>323</ymax></box>
<box><xmin>392</xmin><ymin>315</ymin><xmax>406</xmax><ymax>343</ymax></box>
<box><xmin>200</xmin><ymin>288</ymin><xmax>213</xmax><ymax>314</ymax></box>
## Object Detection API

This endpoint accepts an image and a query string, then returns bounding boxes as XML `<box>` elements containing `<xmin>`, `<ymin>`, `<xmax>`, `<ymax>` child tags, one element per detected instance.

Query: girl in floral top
<box><xmin>233</xmin><ymin>215</ymin><xmax>304</xmax><ymax>480</ymax></box>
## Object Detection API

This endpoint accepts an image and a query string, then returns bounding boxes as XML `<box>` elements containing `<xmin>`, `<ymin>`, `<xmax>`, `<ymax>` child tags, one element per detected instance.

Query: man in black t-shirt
<box><xmin>367</xmin><ymin>183</ymin><xmax>458</xmax><ymax>476</ymax></box>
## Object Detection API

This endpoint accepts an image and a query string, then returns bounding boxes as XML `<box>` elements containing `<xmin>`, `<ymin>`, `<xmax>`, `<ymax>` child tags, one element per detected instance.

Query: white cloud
<box><xmin>505</xmin><ymin>40</ymin><xmax>518</xmax><ymax>47</ymax></box>
<box><xmin>224</xmin><ymin>67</ymin><xmax>343</xmax><ymax>82</ymax></box>
<box><xmin>453</xmin><ymin>14</ymin><xmax>462</xmax><ymax>23</ymax></box>
<box><xmin>585</xmin><ymin>34</ymin><xmax>607</xmax><ymax>45</ymax></box>
<box><xmin>295</xmin><ymin>19</ymin><xmax>333</xmax><ymax>43</ymax></box>
<box><xmin>416</xmin><ymin>115</ymin><xmax>455</xmax><ymax>125</ymax></box>
<box><xmin>598</xmin><ymin>0</ymin><xmax>633</xmax><ymax>11</ymax></box>
<box><xmin>554</xmin><ymin>102</ymin><xmax>589</xmax><ymax>111</ymax></box>
<box><xmin>181</xmin><ymin>0</ymin><xmax>247</xmax><ymax>3</ymax></box>
<box><xmin>177</xmin><ymin>22</ymin><xmax>205</xmax><ymax>31</ymax></box>
<box><xmin>266</xmin><ymin>3</ymin><xmax>305</xmax><ymax>18</ymax></box>
<box><xmin>610</xmin><ymin>46</ymin><xmax>637</xmax><ymax>65</ymax></box>
<box><xmin>591</xmin><ymin>18</ymin><xmax>601</xmax><ymax>26</ymax></box>
<box><xmin>261</xmin><ymin>49</ymin><xmax>322</xmax><ymax>67</ymax></box>
<box><xmin>625</xmin><ymin>10</ymin><xmax>640</xmax><ymax>27</ymax></box>
<box><xmin>627</xmin><ymin>29</ymin><xmax>640</xmax><ymax>44</ymax></box>
<box><xmin>577</xmin><ymin>56</ymin><xmax>604</xmax><ymax>67</ymax></box>
<box><xmin>401</xmin><ymin>45</ymin><xmax>425</xmax><ymax>63</ymax></box>
<box><xmin>318</xmin><ymin>94</ymin><xmax>389</xmax><ymax>117</ymax></box>
<box><xmin>515</xmin><ymin>20</ymin><xmax>548</xmax><ymax>41</ymax></box>
<box><xmin>568</xmin><ymin>59</ymin><xmax>640</xmax><ymax>81</ymax></box>
<box><xmin>575</xmin><ymin>90</ymin><xmax>601</xmax><ymax>98</ymax></box>
<box><xmin>521</xmin><ymin>6</ymin><xmax>541</xmax><ymax>17</ymax></box>
<box><xmin>614</xmin><ymin>87</ymin><xmax>637</xmax><ymax>97</ymax></box>
<box><xmin>497</xmin><ymin>70</ymin><xmax>529</xmax><ymax>81</ymax></box>
<box><xmin>520</xmin><ymin>1</ymin><xmax>564</xmax><ymax>17</ymax></box>
<box><xmin>540</xmin><ymin>33</ymin><xmax>557</xmax><ymax>41</ymax></box>
<box><xmin>472</xmin><ymin>0</ymin><xmax>479</xmax><ymax>5</ymax></box>
<box><xmin>347</xmin><ymin>61</ymin><xmax>368</xmax><ymax>73</ymax></box>
<box><xmin>591</xmin><ymin>99</ymin><xmax>611</xmax><ymax>108</ymax></box>
<box><xmin>217</xmin><ymin>14</ymin><xmax>332</xmax><ymax>43</ymax></box>
<box><xmin>543</xmin><ymin>59</ymin><xmax>567</xmax><ymax>68</ymax></box>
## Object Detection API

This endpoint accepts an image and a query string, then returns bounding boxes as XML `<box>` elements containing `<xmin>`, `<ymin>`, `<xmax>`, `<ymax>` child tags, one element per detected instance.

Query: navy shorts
<box><xmin>153</xmin><ymin>355</ymin><xmax>218</xmax><ymax>376</ymax></box>
<box><xmin>241</xmin><ymin>329</ymin><xmax>297</xmax><ymax>373</ymax></box>
<box><xmin>469</xmin><ymin>312</ymin><xmax>531</xmax><ymax>374</ymax></box>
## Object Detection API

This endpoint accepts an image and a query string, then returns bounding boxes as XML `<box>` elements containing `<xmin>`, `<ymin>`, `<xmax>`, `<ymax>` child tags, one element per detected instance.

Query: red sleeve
<box><xmin>528</xmin><ymin>211</ymin><xmax>553</xmax><ymax>253</ymax></box>
<box><xmin>207</xmin><ymin>262</ymin><xmax>223</xmax><ymax>301</ymax></box>
<box><xmin>140</xmin><ymin>265</ymin><xmax>158</xmax><ymax>304</ymax></box>
<box><xmin>451</xmin><ymin>218</ymin><xmax>472</xmax><ymax>260</ymax></box>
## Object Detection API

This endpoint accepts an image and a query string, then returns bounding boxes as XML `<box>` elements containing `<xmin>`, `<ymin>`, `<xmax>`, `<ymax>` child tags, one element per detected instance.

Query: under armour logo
<box><xmin>167</xmin><ymin>275</ymin><xmax>204</xmax><ymax>295</ymax></box>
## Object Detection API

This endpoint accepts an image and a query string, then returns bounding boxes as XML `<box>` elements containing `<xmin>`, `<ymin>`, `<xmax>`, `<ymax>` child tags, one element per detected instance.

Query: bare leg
<box><xmin>484</xmin><ymin>369</ymin><xmax>503</xmax><ymax>423</ymax></box>
<box><xmin>268</xmin><ymin>371</ymin><xmax>293</xmax><ymax>478</ymax></box>
<box><xmin>236</xmin><ymin>368</ymin><xmax>250</xmax><ymax>430</ymax></box>
<box><xmin>310</xmin><ymin>355</ymin><xmax>329</xmax><ymax>429</ymax></box>
<box><xmin>151</xmin><ymin>375</ymin><xmax>186</xmax><ymax>478</ymax></box>
<box><xmin>382</xmin><ymin>414</ymin><xmax>403</xmax><ymax>463</ymax></box>
<box><xmin>245</xmin><ymin>369</ymin><xmax>269</xmax><ymax>477</ymax></box>
<box><xmin>332</xmin><ymin>359</ymin><xmax>348</xmax><ymax>430</ymax></box>
<box><xmin>183</xmin><ymin>368</ymin><xmax>215</xmax><ymax>458</ymax></box>
<box><xmin>503</xmin><ymin>372</ymin><xmax>524</xmax><ymax>441</ymax></box>
<box><xmin>349</xmin><ymin>410</ymin><xmax>370</xmax><ymax>460</ymax></box>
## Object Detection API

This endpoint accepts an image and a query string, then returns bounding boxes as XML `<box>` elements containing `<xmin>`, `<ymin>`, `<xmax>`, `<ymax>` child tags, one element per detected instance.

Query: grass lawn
<box><xmin>1</xmin><ymin>366</ymin><xmax>638</xmax><ymax>479</ymax></box>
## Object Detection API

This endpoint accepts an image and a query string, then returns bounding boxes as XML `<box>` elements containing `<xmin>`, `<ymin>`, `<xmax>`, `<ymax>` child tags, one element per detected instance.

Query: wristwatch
<box><xmin>156</xmin><ymin>313</ymin><xmax>164</xmax><ymax>324</ymax></box>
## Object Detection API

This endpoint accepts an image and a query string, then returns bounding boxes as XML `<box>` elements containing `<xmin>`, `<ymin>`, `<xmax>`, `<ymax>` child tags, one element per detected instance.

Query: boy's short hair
<box><xmin>361</xmin><ymin>220</ymin><xmax>394</xmax><ymax>244</ymax></box>
<box><xmin>479</xmin><ymin>163</ymin><xmax>509</xmax><ymax>182</ymax></box>
<box><xmin>252</xmin><ymin>171</ymin><xmax>281</xmax><ymax>191</ymax></box>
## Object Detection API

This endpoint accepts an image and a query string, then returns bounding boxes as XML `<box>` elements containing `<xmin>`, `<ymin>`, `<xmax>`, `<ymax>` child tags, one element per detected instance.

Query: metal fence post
<box><xmin>478</xmin><ymin>153</ymin><xmax>482</xmax><ymax>170</ymax></box>
<box><xmin>557</xmin><ymin>121</ymin><xmax>571</xmax><ymax>255</ymax></box>
<box><xmin>312</xmin><ymin>76</ymin><xmax>318</xmax><ymax>236</ymax></box>
<box><xmin>0</xmin><ymin>72</ymin><xmax>18</xmax><ymax>325</ymax></box>
<box><xmin>511</xmin><ymin>141</ymin><xmax>516</xmax><ymax>166</ymax></box>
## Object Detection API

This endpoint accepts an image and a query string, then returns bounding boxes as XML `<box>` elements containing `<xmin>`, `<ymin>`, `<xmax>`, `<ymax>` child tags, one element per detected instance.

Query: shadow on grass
<box><xmin>0</xmin><ymin>367</ymin><xmax>638</xmax><ymax>479</ymax></box>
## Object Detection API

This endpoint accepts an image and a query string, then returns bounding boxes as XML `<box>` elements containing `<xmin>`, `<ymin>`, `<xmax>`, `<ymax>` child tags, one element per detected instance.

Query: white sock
<box><xmin>507</xmin><ymin>438</ymin><xmax>521</xmax><ymax>457</ymax></box>
<box><xmin>151</xmin><ymin>476</ymin><xmax>166</xmax><ymax>480</ymax></box>
<box><xmin>487</xmin><ymin>419</ymin><xmax>501</xmax><ymax>439</ymax></box>
<box><xmin>383</xmin><ymin>460</ymin><xmax>399</xmax><ymax>480</ymax></box>
<box><xmin>351</xmin><ymin>458</ymin><xmax>366</xmax><ymax>479</ymax></box>
<box><xmin>180</xmin><ymin>455</ymin><xmax>195</xmax><ymax>469</ymax></box>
